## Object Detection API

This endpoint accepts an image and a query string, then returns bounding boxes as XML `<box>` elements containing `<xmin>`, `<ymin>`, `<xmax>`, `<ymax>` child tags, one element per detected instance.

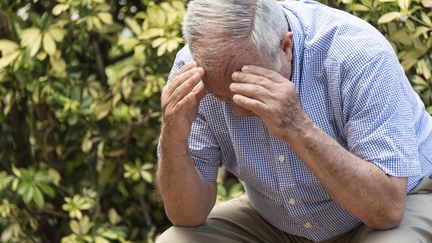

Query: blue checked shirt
<box><xmin>164</xmin><ymin>0</ymin><xmax>432</xmax><ymax>241</ymax></box>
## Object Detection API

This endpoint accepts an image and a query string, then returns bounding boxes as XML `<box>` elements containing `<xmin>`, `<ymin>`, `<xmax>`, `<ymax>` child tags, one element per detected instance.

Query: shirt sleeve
<box><xmin>341</xmin><ymin>51</ymin><xmax>421</xmax><ymax>177</ymax></box>
<box><xmin>158</xmin><ymin>45</ymin><xmax>221</xmax><ymax>181</ymax></box>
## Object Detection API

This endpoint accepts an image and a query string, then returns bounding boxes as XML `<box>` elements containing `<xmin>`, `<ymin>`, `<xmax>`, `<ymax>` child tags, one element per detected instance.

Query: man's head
<box><xmin>183</xmin><ymin>0</ymin><xmax>293</xmax><ymax>115</ymax></box>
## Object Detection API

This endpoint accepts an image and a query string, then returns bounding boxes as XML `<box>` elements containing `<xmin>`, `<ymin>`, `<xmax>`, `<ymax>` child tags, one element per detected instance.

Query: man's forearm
<box><xmin>157</xmin><ymin>137</ymin><xmax>216</xmax><ymax>227</ymax></box>
<box><xmin>287</xmin><ymin>124</ymin><xmax>407</xmax><ymax>229</ymax></box>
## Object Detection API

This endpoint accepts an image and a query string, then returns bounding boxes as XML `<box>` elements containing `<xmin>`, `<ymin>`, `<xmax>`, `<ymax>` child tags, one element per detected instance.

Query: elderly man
<box><xmin>156</xmin><ymin>0</ymin><xmax>432</xmax><ymax>242</ymax></box>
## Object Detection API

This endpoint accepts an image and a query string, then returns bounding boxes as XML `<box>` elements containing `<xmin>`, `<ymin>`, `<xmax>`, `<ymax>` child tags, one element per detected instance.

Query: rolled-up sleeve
<box><xmin>158</xmin><ymin>45</ymin><xmax>221</xmax><ymax>181</ymax></box>
<box><xmin>342</xmin><ymin>51</ymin><xmax>421</xmax><ymax>177</ymax></box>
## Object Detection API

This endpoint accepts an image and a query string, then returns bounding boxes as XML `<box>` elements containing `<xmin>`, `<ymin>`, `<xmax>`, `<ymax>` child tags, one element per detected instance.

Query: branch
<box><xmin>7</xmin><ymin>98</ymin><xmax>33</xmax><ymax>168</ymax></box>
<box><xmin>0</xmin><ymin>9</ymin><xmax>12</xmax><ymax>39</ymax></box>
<box><xmin>107</xmin><ymin>50</ymin><xmax>134</xmax><ymax>65</ymax></box>
<box><xmin>91</xmin><ymin>33</ymin><xmax>108</xmax><ymax>86</ymax></box>
<box><xmin>1</xmin><ymin>11</ymin><xmax>33</xmax><ymax>168</ymax></box>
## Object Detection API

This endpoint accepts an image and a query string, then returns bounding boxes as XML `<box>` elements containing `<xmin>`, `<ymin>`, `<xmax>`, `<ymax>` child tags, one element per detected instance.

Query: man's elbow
<box><xmin>366</xmin><ymin>207</ymin><xmax>404</xmax><ymax>230</ymax></box>
<box><xmin>168</xmin><ymin>213</ymin><xmax>207</xmax><ymax>227</ymax></box>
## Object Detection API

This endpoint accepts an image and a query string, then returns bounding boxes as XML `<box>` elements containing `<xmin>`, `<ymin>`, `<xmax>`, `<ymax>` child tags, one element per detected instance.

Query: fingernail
<box><xmin>242</xmin><ymin>65</ymin><xmax>249</xmax><ymax>71</ymax></box>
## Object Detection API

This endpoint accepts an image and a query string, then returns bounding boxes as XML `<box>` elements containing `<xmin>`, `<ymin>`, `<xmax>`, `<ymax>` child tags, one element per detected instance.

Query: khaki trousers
<box><xmin>157</xmin><ymin>176</ymin><xmax>432</xmax><ymax>243</ymax></box>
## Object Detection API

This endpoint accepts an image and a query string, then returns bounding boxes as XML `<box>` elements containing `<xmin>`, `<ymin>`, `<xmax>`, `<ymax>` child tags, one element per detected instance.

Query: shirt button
<box><xmin>278</xmin><ymin>155</ymin><xmax>285</xmax><ymax>162</ymax></box>
<box><xmin>288</xmin><ymin>198</ymin><xmax>296</xmax><ymax>205</ymax></box>
<box><xmin>304</xmin><ymin>222</ymin><xmax>313</xmax><ymax>229</ymax></box>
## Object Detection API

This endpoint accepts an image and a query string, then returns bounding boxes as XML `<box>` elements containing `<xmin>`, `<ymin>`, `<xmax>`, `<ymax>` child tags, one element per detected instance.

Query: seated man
<box><xmin>156</xmin><ymin>0</ymin><xmax>432</xmax><ymax>242</ymax></box>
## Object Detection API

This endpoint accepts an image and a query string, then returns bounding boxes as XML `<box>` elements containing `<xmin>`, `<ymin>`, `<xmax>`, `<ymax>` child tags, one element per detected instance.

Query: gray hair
<box><xmin>182</xmin><ymin>0</ymin><xmax>287</xmax><ymax>71</ymax></box>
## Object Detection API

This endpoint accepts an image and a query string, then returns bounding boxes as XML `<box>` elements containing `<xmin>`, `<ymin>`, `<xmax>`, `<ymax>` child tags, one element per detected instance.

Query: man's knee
<box><xmin>156</xmin><ymin>226</ymin><xmax>194</xmax><ymax>243</ymax></box>
<box><xmin>359</xmin><ymin>228</ymin><xmax>422</xmax><ymax>243</ymax></box>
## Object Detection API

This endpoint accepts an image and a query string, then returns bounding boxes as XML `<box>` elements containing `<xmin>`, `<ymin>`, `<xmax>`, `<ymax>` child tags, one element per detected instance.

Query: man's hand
<box><xmin>231</xmin><ymin>66</ymin><xmax>406</xmax><ymax>229</ymax></box>
<box><xmin>161</xmin><ymin>62</ymin><xmax>206</xmax><ymax>143</ymax></box>
<box><xmin>158</xmin><ymin>62</ymin><xmax>216</xmax><ymax>227</ymax></box>
<box><xmin>229</xmin><ymin>65</ymin><xmax>312</xmax><ymax>143</ymax></box>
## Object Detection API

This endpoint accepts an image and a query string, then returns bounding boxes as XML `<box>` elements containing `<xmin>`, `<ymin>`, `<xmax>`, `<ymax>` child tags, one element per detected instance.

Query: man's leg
<box><xmin>348</xmin><ymin>176</ymin><xmax>432</xmax><ymax>243</ymax></box>
<box><xmin>156</xmin><ymin>195</ymin><xmax>311</xmax><ymax>243</ymax></box>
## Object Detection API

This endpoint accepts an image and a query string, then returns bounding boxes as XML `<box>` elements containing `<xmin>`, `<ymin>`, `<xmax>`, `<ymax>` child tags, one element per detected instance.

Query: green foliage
<box><xmin>0</xmin><ymin>0</ymin><xmax>430</xmax><ymax>242</ymax></box>
<box><xmin>0</xmin><ymin>0</ymin><xmax>184</xmax><ymax>241</ymax></box>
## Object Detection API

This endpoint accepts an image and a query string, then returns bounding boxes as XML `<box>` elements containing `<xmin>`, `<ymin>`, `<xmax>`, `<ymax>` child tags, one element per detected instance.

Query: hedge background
<box><xmin>0</xmin><ymin>0</ymin><xmax>430</xmax><ymax>242</ymax></box>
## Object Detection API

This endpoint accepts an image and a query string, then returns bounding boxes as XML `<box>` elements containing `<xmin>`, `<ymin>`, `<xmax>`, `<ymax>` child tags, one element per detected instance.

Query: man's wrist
<box><xmin>281</xmin><ymin>113</ymin><xmax>315</xmax><ymax>146</ymax></box>
<box><xmin>159</xmin><ymin>130</ymin><xmax>190</xmax><ymax>157</ymax></box>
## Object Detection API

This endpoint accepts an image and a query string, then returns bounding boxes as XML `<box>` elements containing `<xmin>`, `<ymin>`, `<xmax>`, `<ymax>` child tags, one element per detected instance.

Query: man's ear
<box><xmin>280</xmin><ymin>32</ymin><xmax>294</xmax><ymax>61</ymax></box>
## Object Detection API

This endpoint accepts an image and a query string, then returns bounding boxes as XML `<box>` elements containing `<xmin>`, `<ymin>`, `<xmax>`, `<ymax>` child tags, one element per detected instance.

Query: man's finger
<box><xmin>171</xmin><ymin>71</ymin><xmax>204</xmax><ymax>104</ymax></box>
<box><xmin>168</xmin><ymin>67</ymin><xmax>204</xmax><ymax>96</ymax></box>
<box><xmin>171</xmin><ymin>61</ymin><xmax>197</xmax><ymax>81</ymax></box>
<box><xmin>176</xmin><ymin>82</ymin><xmax>206</xmax><ymax>114</ymax></box>
<box><xmin>229</xmin><ymin>82</ymin><xmax>272</xmax><ymax>102</ymax></box>
<box><xmin>240</xmin><ymin>65</ymin><xmax>285</xmax><ymax>83</ymax></box>
<box><xmin>232</xmin><ymin>94</ymin><xmax>268</xmax><ymax>118</ymax></box>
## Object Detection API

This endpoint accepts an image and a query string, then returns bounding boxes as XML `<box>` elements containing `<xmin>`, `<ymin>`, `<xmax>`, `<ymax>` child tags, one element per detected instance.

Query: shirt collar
<box><xmin>281</xmin><ymin>4</ymin><xmax>305</xmax><ymax>91</ymax></box>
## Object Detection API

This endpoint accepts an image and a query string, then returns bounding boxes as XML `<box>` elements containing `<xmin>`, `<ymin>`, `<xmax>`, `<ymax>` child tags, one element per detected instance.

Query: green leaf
<box><xmin>422</xmin><ymin>0</ymin><xmax>432</xmax><ymax>7</ymax></box>
<box><xmin>133</xmin><ymin>45</ymin><xmax>145</xmax><ymax>64</ymax></box>
<box><xmin>67</xmin><ymin>114</ymin><xmax>79</xmax><ymax>126</ymax></box>
<box><xmin>43</xmin><ymin>34</ymin><xmax>56</xmax><ymax>55</ymax></box>
<box><xmin>80</xmin><ymin>216</ymin><xmax>91</xmax><ymax>235</ymax></box>
<box><xmin>52</xmin><ymin>3</ymin><xmax>69</xmax><ymax>16</ymax></box>
<box><xmin>17</xmin><ymin>181</ymin><xmax>29</xmax><ymax>195</ymax></box>
<box><xmin>217</xmin><ymin>184</ymin><xmax>227</xmax><ymax>197</ymax></box>
<box><xmin>0</xmin><ymin>40</ymin><xmax>19</xmax><ymax>54</ymax></box>
<box><xmin>30</xmin><ymin>35</ymin><xmax>42</xmax><ymax>57</ymax></box>
<box><xmin>414</xmin><ymin>26</ymin><xmax>431</xmax><ymax>37</ymax></box>
<box><xmin>142</xmin><ymin>163</ymin><xmax>153</xmax><ymax>170</ymax></box>
<box><xmin>108</xmin><ymin>208</ymin><xmax>122</xmax><ymax>225</ymax></box>
<box><xmin>125</xmin><ymin>18</ymin><xmax>142</xmax><ymax>35</ymax></box>
<box><xmin>48</xmin><ymin>168</ymin><xmax>61</xmax><ymax>186</ymax></box>
<box><xmin>392</xmin><ymin>29</ymin><xmax>412</xmax><ymax>45</ymax></box>
<box><xmin>39</xmin><ymin>184</ymin><xmax>55</xmax><ymax>198</ymax></box>
<box><xmin>412</xmin><ymin>76</ymin><xmax>428</xmax><ymax>86</ymax></box>
<box><xmin>378</xmin><ymin>12</ymin><xmax>404</xmax><ymax>24</ymax></box>
<box><xmin>50</xmin><ymin>56</ymin><xmax>66</xmax><ymax>73</ymax></box>
<box><xmin>157</xmin><ymin>44</ymin><xmax>167</xmax><ymax>57</ymax></box>
<box><xmin>33</xmin><ymin>186</ymin><xmax>45</xmax><ymax>207</ymax></box>
<box><xmin>12</xmin><ymin>165</ymin><xmax>21</xmax><ymax>177</ymax></box>
<box><xmin>151</xmin><ymin>37</ymin><xmax>166</xmax><ymax>48</ymax></box>
<box><xmin>92</xmin><ymin>16</ymin><xmax>103</xmax><ymax>30</ymax></box>
<box><xmin>93</xmin><ymin>101</ymin><xmax>112</xmax><ymax>120</ymax></box>
<box><xmin>21</xmin><ymin>28</ymin><xmax>42</xmax><ymax>56</ymax></box>
<box><xmin>95</xmin><ymin>236</ymin><xmax>110</xmax><ymax>243</ymax></box>
<box><xmin>397</xmin><ymin>0</ymin><xmax>412</xmax><ymax>10</ymax></box>
<box><xmin>0</xmin><ymin>50</ymin><xmax>20</xmax><ymax>69</ymax></box>
<box><xmin>11</xmin><ymin>178</ymin><xmax>19</xmax><ymax>191</ymax></box>
<box><xmin>48</xmin><ymin>28</ymin><xmax>66</xmax><ymax>42</ymax></box>
<box><xmin>69</xmin><ymin>220</ymin><xmax>81</xmax><ymax>235</ymax></box>
<box><xmin>350</xmin><ymin>4</ymin><xmax>370</xmax><ymax>11</ymax></box>
<box><xmin>23</xmin><ymin>185</ymin><xmax>34</xmax><ymax>203</ymax></box>
<box><xmin>98</xmin><ymin>12</ymin><xmax>113</xmax><ymax>25</ymax></box>
<box><xmin>141</xmin><ymin>171</ymin><xmax>153</xmax><ymax>183</ymax></box>
<box><xmin>421</xmin><ymin>12</ymin><xmax>432</xmax><ymax>26</ymax></box>
<box><xmin>166</xmin><ymin>39</ymin><xmax>179</xmax><ymax>53</ymax></box>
